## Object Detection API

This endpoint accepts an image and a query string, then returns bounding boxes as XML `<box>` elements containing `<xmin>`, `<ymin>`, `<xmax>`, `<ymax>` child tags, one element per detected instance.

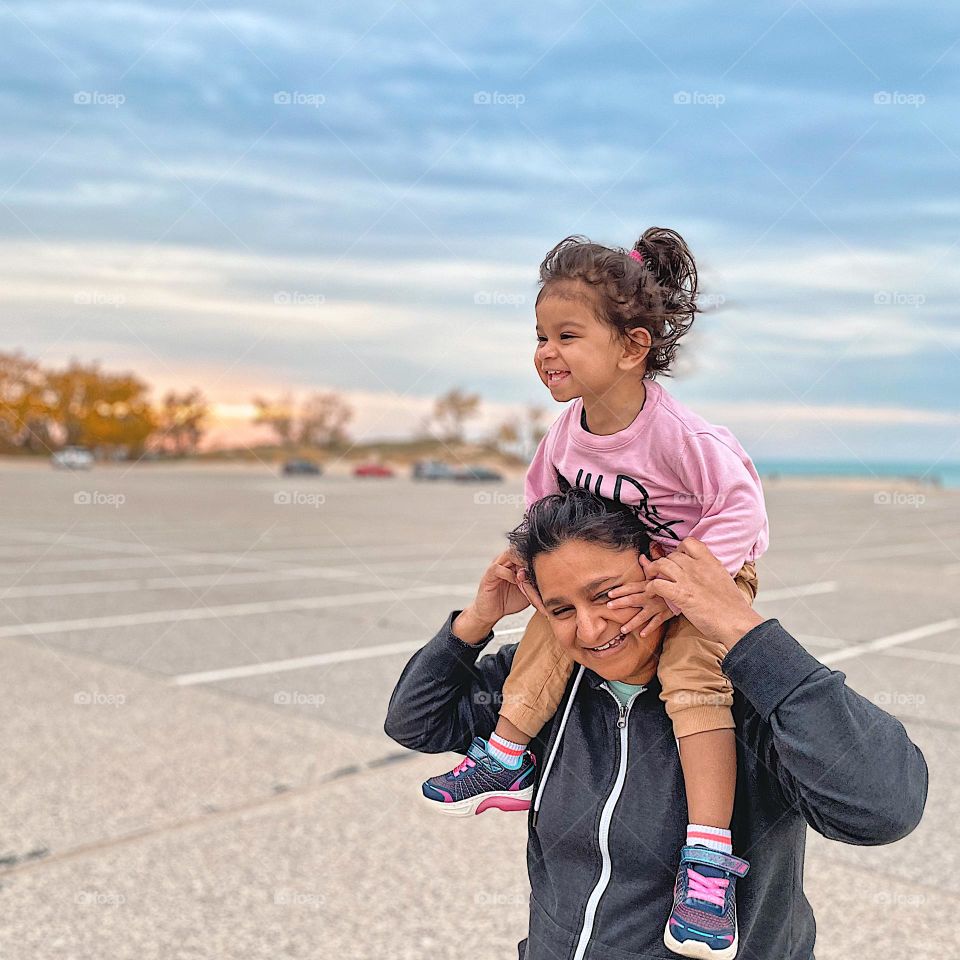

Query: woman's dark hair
<box><xmin>507</xmin><ymin>485</ymin><xmax>653</xmax><ymax>590</ymax></box>
<box><xmin>536</xmin><ymin>226</ymin><xmax>699</xmax><ymax>377</ymax></box>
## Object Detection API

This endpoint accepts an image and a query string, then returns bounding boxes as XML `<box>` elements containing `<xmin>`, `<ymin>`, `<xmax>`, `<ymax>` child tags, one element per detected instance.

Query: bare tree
<box><xmin>526</xmin><ymin>404</ymin><xmax>548</xmax><ymax>454</ymax></box>
<box><xmin>297</xmin><ymin>391</ymin><xmax>353</xmax><ymax>448</ymax></box>
<box><xmin>492</xmin><ymin>419</ymin><xmax>520</xmax><ymax>455</ymax></box>
<box><xmin>252</xmin><ymin>394</ymin><xmax>295</xmax><ymax>448</ymax></box>
<box><xmin>158</xmin><ymin>389</ymin><xmax>209</xmax><ymax>456</ymax></box>
<box><xmin>432</xmin><ymin>388</ymin><xmax>481</xmax><ymax>443</ymax></box>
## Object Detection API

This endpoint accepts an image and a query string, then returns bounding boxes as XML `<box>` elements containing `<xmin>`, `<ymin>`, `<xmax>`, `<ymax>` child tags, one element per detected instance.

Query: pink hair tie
<box><xmin>629</xmin><ymin>249</ymin><xmax>644</xmax><ymax>264</ymax></box>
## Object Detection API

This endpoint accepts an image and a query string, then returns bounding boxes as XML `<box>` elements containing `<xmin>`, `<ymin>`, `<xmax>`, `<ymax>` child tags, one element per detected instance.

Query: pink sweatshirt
<box><xmin>524</xmin><ymin>380</ymin><xmax>769</xmax><ymax>583</ymax></box>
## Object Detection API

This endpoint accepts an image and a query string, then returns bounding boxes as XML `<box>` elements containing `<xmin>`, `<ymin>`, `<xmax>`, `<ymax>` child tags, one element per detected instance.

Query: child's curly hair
<box><xmin>536</xmin><ymin>227</ymin><xmax>699</xmax><ymax>378</ymax></box>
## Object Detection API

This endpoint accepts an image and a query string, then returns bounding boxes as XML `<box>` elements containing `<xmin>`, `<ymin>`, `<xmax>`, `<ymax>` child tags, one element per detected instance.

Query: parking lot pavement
<box><xmin>0</xmin><ymin>463</ymin><xmax>957</xmax><ymax>958</ymax></box>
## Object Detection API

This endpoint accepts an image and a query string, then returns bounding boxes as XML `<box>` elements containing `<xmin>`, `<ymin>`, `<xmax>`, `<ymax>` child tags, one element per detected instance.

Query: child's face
<box><xmin>534</xmin><ymin>282</ymin><xmax>636</xmax><ymax>402</ymax></box>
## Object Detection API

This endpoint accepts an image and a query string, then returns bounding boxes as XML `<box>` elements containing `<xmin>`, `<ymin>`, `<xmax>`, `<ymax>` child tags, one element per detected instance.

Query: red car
<box><xmin>353</xmin><ymin>462</ymin><xmax>394</xmax><ymax>478</ymax></box>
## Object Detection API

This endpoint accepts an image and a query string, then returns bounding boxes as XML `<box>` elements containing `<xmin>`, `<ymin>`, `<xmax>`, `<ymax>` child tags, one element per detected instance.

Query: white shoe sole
<box><xmin>664</xmin><ymin>921</ymin><xmax>738</xmax><ymax>960</ymax></box>
<box><xmin>420</xmin><ymin>786</ymin><xmax>533</xmax><ymax>818</ymax></box>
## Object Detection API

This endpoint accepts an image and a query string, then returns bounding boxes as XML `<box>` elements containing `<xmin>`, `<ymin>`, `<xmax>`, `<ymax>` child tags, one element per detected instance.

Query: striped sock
<box><xmin>687</xmin><ymin>824</ymin><xmax>733</xmax><ymax>854</ymax></box>
<box><xmin>486</xmin><ymin>733</ymin><xmax>526</xmax><ymax>770</ymax></box>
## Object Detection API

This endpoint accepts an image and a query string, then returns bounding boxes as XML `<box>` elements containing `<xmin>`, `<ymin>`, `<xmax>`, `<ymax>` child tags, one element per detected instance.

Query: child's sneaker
<box><xmin>663</xmin><ymin>845</ymin><xmax>750</xmax><ymax>959</ymax></box>
<box><xmin>420</xmin><ymin>736</ymin><xmax>536</xmax><ymax>817</ymax></box>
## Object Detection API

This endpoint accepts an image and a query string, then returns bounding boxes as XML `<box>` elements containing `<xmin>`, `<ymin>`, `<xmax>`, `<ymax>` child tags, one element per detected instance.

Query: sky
<box><xmin>1</xmin><ymin>0</ymin><xmax>959</xmax><ymax>461</ymax></box>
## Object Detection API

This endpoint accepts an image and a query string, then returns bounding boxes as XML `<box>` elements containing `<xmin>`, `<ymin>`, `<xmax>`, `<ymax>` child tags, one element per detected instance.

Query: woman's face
<box><xmin>533</xmin><ymin>539</ymin><xmax>665</xmax><ymax>684</ymax></box>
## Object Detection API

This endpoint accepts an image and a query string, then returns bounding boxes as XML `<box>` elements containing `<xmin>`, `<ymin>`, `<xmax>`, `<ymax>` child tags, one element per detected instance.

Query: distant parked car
<box><xmin>52</xmin><ymin>446</ymin><xmax>94</xmax><ymax>470</ymax></box>
<box><xmin>354</xmin><ymin>462</ymin><xmax>394</xmax><ymax>478</ymax></box>
<box><xmin>453</xmin><ymin>465</ymin><xmax>504</xmax><ymax>482</ymax></box>
<box><xmin>411</xmin><ymin>459</ymin><xmax>456</xmax><ymax>480</ymax></box>
<box><xmin>282</xmin><ymin>458</ymin><xmax>322</xmax><ymax>476</ymax></box>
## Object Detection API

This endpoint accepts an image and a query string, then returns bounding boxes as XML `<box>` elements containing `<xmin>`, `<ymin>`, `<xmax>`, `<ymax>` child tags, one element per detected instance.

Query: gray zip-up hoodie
<box><xmin>384</xmin><ymin>613</ymin><xmax>928</xmax><ymax>960</ymax></box>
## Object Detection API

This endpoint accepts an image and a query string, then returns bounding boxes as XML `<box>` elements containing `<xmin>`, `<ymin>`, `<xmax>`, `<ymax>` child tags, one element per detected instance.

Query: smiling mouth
<box><xmin>545</xmin><ymin>370</ymin><xmax>570</xmax><ymax>386</ymax></box>
<box><xmin>583</xmin><ymin>633</ymin><xmax>627</xmax><ymax>655</ymax></box>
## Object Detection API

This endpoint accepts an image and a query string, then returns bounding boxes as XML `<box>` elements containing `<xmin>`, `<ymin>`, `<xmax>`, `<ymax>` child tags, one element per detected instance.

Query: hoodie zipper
<box><xmin>571</xmin><ymin>683</ymin><xmax>644</xmax><ymax>960</ymax></box>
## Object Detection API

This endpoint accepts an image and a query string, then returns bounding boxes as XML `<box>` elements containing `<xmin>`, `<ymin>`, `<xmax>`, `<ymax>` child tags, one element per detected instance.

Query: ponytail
<box><xmin>632</xmin><ymin>227</ymin><xmax>698</xmax><ymax>326</ymax></box>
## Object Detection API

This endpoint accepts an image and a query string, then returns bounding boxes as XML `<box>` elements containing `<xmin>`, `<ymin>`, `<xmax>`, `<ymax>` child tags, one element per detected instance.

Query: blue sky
<box><xmin>1</xmin><ymin>0</ymin><xmax>958</xmax><ymax>460</ymax></box>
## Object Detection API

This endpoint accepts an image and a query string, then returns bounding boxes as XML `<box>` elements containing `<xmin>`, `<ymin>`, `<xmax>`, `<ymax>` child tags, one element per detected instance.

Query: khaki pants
<box><xmin>500</xmin><ymin>562</ymin><xmax>759</xmax><ymax>740</ymax></box>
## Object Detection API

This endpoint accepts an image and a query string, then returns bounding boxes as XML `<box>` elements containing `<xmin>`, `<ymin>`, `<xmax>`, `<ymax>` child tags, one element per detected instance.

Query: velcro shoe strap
<box><xmin>680</xmin><ymin>845</ymin><xmax>750</xmax><ymax>878</ymax></box>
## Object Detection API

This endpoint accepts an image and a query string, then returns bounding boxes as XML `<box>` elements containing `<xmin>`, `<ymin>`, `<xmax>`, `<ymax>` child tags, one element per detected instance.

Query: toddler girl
<box><xmin>421</xmin><ymin>228</ymin><xmax>768</xmax><ymax>959</ymax></box>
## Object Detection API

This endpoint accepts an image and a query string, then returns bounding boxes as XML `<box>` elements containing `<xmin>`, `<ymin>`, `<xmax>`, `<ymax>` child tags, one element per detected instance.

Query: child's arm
<box><xmin>673</xmin><ymin>431</ymin><xmax>768</xmax><ymax>576</ymax></box>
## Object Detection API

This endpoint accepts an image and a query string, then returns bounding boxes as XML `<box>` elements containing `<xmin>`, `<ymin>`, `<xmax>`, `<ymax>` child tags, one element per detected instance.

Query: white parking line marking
<box><xmin>172</xmin><ymin>641</ymin><xmax>435</xmax><ymax>685</ymax></box>
<box><xmin>822</xmin><ymin>619</ymin><xmax>960</xmax><ymax>665</ymax></box>
<box><xmin>815</xmin><ymin>541</ymin><xmax>959</xmax><ymax>564</ymax></box>
<box><xmin>0</xmin><ymin>557</ymin><xmax>490</xmax><ymax>600</ymax></box>
<box><xmin>169</xmin><ymin>615</ymin><xmax>960</xmax><ymax>687</ymax></box>
<box><xmin>754</xmin><ymin>581</ymin><xmax>838</xmax><ymax>602</ymax></box>
<box><xmin>172</xmin><ymin>624</ymin><xmax>531</xmax><ymax>685</ymax></box>
<box><xmin>875</xmin><ymin>646</ymin><xmax>960</xmax><ymax>668</ymax></box>
<box><xmin>165</xmin><ymin>583</ymin><xmax>842</xmax><ymax>688</ymax></box>
<box><xmin>0</xmin><ymin>583</ymin><xmax>477</xmax><ymax>640</ymax></box>
<box><xmin>795</xmin><ymin>634</ymin><xmax>846</xmax><ymax>648</ymax></box>
<box><xmin>0</xmin><ymin>534</ymin><xmax>481</xmax><ymax>576</ymax></box>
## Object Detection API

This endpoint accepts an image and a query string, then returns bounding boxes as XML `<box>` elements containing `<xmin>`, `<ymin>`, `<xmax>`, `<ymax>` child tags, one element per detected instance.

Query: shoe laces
<box><xmin>686</xmin><ymin>868</ymin><xmax>729</xmax><ymax>910</ymax></box>
<box><xmin>451</xmin><ymin>756</ymin><xmax>476</xmax><ymax>778</ymax></box>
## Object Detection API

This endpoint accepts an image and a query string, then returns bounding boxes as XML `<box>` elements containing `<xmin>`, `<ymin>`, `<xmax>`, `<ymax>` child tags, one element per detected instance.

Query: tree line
<box><xmin>0</xmin><ymin>351</ymin><xmax>547</xmax><ymax>460</ymax></box>
<box><xmin>0</xmin><ymin>351</ymin><xmax>207</xmax><ymax>458</ymax></box>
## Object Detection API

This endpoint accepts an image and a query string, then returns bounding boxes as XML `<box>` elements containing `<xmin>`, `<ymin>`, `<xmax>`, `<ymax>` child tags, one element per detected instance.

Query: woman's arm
<box><xmin>723</xmin><ymin>618</ymin><xmax>928</xmax><ymax>844</ymax></box>
<box><xmin>383</xmin><ymin>610</ymin><xmax>518</xmax><ymax>754</ymax></box>
<box><xmin>384</xmin><ymin>547</ymin><xmax>533</xmax><ymax>754</ymax></box>
<box><xmin>643</xmin><ymin>539</ymin><xmax>929</xmax><ymax>844</ymax></box>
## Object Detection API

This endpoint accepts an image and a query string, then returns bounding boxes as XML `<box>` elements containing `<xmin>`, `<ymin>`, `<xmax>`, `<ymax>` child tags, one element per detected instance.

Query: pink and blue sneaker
<box><xmin>663</xmin><ymin>846</ymin><xmax>750</xmax><ymax>959</ymax></box>
<box><xmin>420</xmin><ymin>736</ymin><xmax>536</xmax><ymax>817</ymax></box>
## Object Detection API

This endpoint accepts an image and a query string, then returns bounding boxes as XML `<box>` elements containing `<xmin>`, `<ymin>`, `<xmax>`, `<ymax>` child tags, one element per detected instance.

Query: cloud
<box><xmin>1</xmin><ymin>0</ymin><xmax>958</xmax><ymax>460</ymax></box>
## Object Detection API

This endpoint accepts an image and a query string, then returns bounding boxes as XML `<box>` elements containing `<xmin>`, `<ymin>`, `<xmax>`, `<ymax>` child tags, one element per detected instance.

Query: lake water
<box><xmin>754</xmin><ymin>459</ymin><xmax>960</xmax><ymax>489</ymax></box>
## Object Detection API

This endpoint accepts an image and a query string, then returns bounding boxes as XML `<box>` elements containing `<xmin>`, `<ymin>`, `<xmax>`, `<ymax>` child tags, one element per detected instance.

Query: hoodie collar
<box><xmin>583</xmin><ymin>668</ymin><xmax>661</xmax><ymax>695</ymax></box>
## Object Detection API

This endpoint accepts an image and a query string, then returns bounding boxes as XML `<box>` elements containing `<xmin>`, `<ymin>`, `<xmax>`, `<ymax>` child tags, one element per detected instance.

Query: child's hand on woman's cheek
<box><xmin>606</xmin><ymin>584</ymin><xmax>675</xmax><ymax>638</ymax></box>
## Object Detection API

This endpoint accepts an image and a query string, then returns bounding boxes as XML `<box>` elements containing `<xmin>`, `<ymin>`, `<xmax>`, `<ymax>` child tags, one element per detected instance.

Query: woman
<box><xmin>384</xmin><ymin>488</ymin><xmax>927</xmax><ymax>960</ymax></box>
